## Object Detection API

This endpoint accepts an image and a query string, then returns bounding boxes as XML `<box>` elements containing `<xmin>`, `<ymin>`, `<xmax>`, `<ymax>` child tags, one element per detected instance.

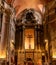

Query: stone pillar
<box><xmin>36</xmin><ymin>25</ymin><xmax>43</xmax><ymax>65</ymax></box>
<box><xmin>22</xmin><ymin>26</ymin><xmax>25</xmax><ymax>58</ymax></box>
<box><xmin>21</xmin><ymin>26</ymin><xmax>25</xmax><ymax>65</ymax></box>
<box><xmin>35</xmin><ymin>26</ymin><xmax>38</xmax><ymax>50</ymax></box>
<box><xmin>37</xmin><ymin>26</ymin><xmax>41</xmax><ymax>49</ymax></box>
<box><xmin>34</xmin><ymin>26</ymin><xmax>38</xmax><ymax>64</ymax></box>
<box><xmin>0</xmin><ymin>12</ymin><xmax>10</xmax><ymax>58</ymax></box>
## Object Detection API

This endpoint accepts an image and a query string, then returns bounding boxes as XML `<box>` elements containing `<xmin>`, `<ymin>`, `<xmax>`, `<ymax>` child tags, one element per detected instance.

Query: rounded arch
<box><xmin>16</xmin><ymin>8</ymin><xmax>43</xmax><ymax>26</ymax></box>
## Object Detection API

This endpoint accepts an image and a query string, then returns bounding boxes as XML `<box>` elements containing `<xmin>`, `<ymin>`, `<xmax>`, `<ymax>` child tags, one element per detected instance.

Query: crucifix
<box><xmin>27</xmin><ymin>34</ymin><xmax>32</xmax><ymax>49</ymax></box>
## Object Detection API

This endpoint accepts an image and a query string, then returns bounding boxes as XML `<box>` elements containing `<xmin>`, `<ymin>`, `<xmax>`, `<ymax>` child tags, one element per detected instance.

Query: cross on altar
<box><xmin>27</xmin><ymin>34</ymin><xmax>32</xmax><ymax>49</ymax></box>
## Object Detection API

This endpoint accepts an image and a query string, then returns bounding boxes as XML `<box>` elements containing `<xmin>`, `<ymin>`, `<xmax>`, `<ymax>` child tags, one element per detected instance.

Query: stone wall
<box><xmin>45</xmin><ymin>0</ymin><xmax>56</xmax><ymax>64</ymax></box>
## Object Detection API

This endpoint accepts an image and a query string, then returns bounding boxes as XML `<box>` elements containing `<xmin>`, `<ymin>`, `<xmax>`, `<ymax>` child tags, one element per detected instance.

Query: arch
<box><xmin>16</xmin><ymin>8</ymin><xmax>42</xmax><ymax>26</ymax></box>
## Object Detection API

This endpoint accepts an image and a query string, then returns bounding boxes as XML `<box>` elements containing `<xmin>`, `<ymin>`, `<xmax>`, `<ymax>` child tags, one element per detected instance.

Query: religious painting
<box><xmin>24</xmin><ymin>29</ymin><xmax>34</xmax><ymax>49</ymax></box>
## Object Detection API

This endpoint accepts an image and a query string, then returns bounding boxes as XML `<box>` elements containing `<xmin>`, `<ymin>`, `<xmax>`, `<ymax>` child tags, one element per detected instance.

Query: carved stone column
<box><xmin>0</xmin><ymin>11</ymin><xmax>10</xmax><ymax>58</ymax></box>
<box><xmin>21</xmin><ymin>26</ymin><xmax>25</xmax><ymax>65</ymax></box>
<box><xmin>35</xmin><ymin>26</ymin><xmax>38</xmax><ymax>50</ymax></box>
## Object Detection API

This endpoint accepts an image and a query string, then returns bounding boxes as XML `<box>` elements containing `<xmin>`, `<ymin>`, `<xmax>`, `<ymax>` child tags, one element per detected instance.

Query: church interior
<box><xmin>0</xmin><ymin>0</ymin><xmax>56</xmax><ymax>65</ymax></box>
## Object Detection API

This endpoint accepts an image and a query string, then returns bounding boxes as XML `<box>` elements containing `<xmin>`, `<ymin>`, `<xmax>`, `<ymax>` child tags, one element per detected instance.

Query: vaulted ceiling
<box><xmin>5</xmin><ymin>0</ymin><xmax>56</xmax><ymax>29</ymax></box>
<box><xmin>4</xmin><ymin>0</ymin><xmax>56</xmax><ymax>48</ymax></box>
<box><xmin>5</xmin><ymin>0</ymin><xmax>51</xmax><ymax>17</ymax></box>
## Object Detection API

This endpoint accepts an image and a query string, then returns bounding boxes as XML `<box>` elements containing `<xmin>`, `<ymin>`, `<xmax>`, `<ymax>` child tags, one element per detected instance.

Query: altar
<box><xmin>24</xmin><ymin>58</ymin><xmax>34</xmax><ymax>65</ymax></box>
